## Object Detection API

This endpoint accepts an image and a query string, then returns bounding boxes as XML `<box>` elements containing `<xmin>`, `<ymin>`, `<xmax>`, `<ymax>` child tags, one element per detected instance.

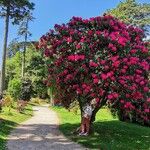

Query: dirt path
<box><xmin>7</xmin><ymin>105</ymin><xmax>88</xmax><ymax>150</ymax></box>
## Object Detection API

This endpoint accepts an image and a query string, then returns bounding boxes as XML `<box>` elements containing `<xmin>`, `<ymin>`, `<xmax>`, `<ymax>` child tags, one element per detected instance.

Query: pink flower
<box><xmin>82</xmin><ymin>84</ymin><xmax>87</xmax><ymax>89</ymax></box>
<box><xmin>121</xmin><ymin>69</ymin><xmax>126</xmax><ymax>74</ymax></box>
<box><xmin>113</xmin><ymin>93</ymin><xmax>119</xmax><ymax>98</ymax></box>
<box><xmin>140</xmin><ymin>61</ymin><xmax>149</xmax><ymax>71</ymax></box>
<box><xmin>101</xmin><ymin>73</ymin><xmax>107</xmax><ymax>80</ymax></box>
<box><xmin>99</xmin><ymin>89</ymin><xmax>104</xmax><ymax>96</ymax></box>
<box><xmin>76</xmin><ymin>43</ymin><xmax>81</xmax><ymax>49</ymax></box>
<box><xmin>68</xmin><ymin>55</ymin><xmax>75</xmax><ymax>61</ymax></box>
<box><xmin>144</xmin><ymin>87</ymin><xmax>149</xmax><ymax>92</ymax></box>
<box><xmin>90</xmin><ymin>93</ymin><xmax>96</xmax><ymax>97</ymax></box>
<box><xmin>72</xmin><ymin>84</ymin><xmax>79</xmax><ymax>89</ymax></box>
<box><xmin>68</xmin><ymin>54</ymin><xmax>85</xmax><ymax>61</ymax></box>
<box><xmin>108</xmin><ymin>43</ymin><xmax>117</xmax><ymax>52</ymax></box>
<box><xmin>144</xmin><ymin>109</ymin><xmax>149</xmax><ymax>113</ymax></box>
<box><xmin>110</xmin><ymin>56</ymin><xmax>119</xmax><ymax>62</ymax></box>
<box><xmin>112</xmin><ymin>60</ymin><xmax>120</xmax><ymax>68</ymax></box>
<box><xmin>104</xmin><ymin>65</ymin><xmax>109</xmax><ymax>70</ymax></box>
<box><xmin>100</xmin><ymin>60</ymin><xmax>106</xmax><ymax>65</ymax></box>
<box><xmin>79</xmin><ymin>55</ymin><xmax>85</xmax><ymax>60</ymax></box>
<box><xmin>147</xmin><ymin>98</ymin><xmax>150</xmax><ymax>102</ymax></box>
<box><xmin>95</xmin><ymin>31</ymin><xmax>101</xmax><ymax>35</ymax></box>
<box><xmin>119</xmin><ymin>80</ymin><xmax>125</xmax><ymax>85</ymax></box>
<box><xmin>89</xmin><ymin>61</ymin><xmax>98</xmax><ymax>67</ymax></box>
<box><xmin>130</xmin><ymin>49</ymin><xmax>137</xmax><ymax>54</ymax></box>
<box><xmin>93</xmin><ymin>78</ymin><xmax>99</xmax><ymax>84</ymax></box>
<box><xmin>108</xmin><ymin>94</ymin><xmax>113</xmax><ymax>100</ymax></box>
<box><xmin>136</xmin><ymin>69</ymin><xmax>142</xmax><ymax>74</ymax></box>
<box><xmin>84</xmin><ymin>89</ymin><xmax>90</xmax><ymax>94</ymax></box>
<box><xmin>140</xmin><ymin>81</ymin><xmax>145</xmax><ymax>86</ymax></box>
<box><xmin>88</xmin><ymin>30</ymin><xmax>93</xmax><ymax>36</ymax></box>
<box><xmin>67</xmin><ymin>37</ymin><xmax>72</xmax><ymax>43</ymax></box>
<box><xmin>142</xmin><ymin>48</ymin><xmax>148</xmax><ymax>53</ymax></box>
<box><xmin>96</xmin><ymin>98</ymin><xmax>100</xmax><ymax>103</ymax></box>
<box><xmin>107</xmin><ymin>71</ymin><xmax>113</xmax><ymax>77</ymax></box>
<box><xmin>76</xmin><ymin>88</ymin><xmax>82</xmax><ymax>94</ymax></box>
<box><xmin>66</xmin><ymin>74</ymin><xmax>73</xmax><ymax>80</ymax></box>
<box><xmin>92</xmin><ymin>73</ymin><xmax>97</xmax><ymax>78</ymax></box>
<box><xmin>118</xmin><ymin>37</ymin><xmax>128</xmax><ymax>46</ymax></box>
<box><xmin>120</xmin><ymin>100</ymin><xmax>125</xmax><ymax>103</ymax></box>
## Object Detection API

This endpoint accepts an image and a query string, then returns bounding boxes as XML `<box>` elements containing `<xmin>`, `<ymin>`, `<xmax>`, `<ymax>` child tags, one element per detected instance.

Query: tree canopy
<box><xmin>0</xmin><ymin>0</ymin><xmax>34</xmax><ymax>24</ymax></box>
<box><xmin>107</xmin><ymin>0</ymin><xmax>150</xmax><ymax>34</ymax></box>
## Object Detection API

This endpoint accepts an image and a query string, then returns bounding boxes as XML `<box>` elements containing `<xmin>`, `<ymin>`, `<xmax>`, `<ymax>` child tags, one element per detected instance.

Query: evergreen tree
<box><xmin>107</xmin><ymin>0</ymin><xmax>150</xmax><ymax>34</ymax></box>
<box><xmin>0</xmin><ymin>0</ymin><xmax>34</xmax><ymax>95</ymax></box>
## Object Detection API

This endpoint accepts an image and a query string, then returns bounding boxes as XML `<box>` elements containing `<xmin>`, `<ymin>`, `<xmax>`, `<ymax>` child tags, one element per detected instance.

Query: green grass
<box><xmin>0</xmin><ymin>103</ymin><xmax>33</xmax><ymax>150</ymax></box>
<box><xmin>52</xmin><ymin>106</ymin><xmax>150</xmax><ymax>150</ymax></box>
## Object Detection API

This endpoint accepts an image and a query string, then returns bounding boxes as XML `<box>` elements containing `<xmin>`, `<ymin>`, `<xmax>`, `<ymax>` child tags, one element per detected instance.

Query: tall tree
<box><xmin>107</xmin><ymin>0</ymin><xmax>150</xmax><ymax>34</ymax></box>
<box><xmin>0</xmin><ymin>0</ymin><xmax>34</xmax><ymax>95</ymax></box>
<box><xmin>18</xmin><ymin>13</ymin><xmax>34</xmax><ymax>77</ymax></box>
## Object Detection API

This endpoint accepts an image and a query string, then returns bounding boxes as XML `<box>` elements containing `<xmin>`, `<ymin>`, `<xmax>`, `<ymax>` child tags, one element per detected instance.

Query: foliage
<box><xmin>25</xmin><ymin>46</ymin><xmax>48</xmax><ymax>98</ymax></box>
<box><xmin>31</xmin><ymin>97</ymin><xmax>42</xmax><ymax>104</ymax></box>
<box><xmin>6</xmin><ymin>51</ymin><xmax>22</xmax><ymax>78</ymax></box>
<box><xmin>68</xmin><ymin>100</ymin><xmax>80</xmax><ymax>115</ymax></box>
<box><xmin>0</xmin><ymin>103</ymin><xmax>33</xmax><ymax>150</ymax></box>
<box><xmin>2</xmin><ymin>95</ymin><xmax>13</xmax><ymax>112</ymax></box>
<box><xmin>5</xmin><ymin>51</ymin><xmax>22</xmax><ymax>89</ymax></box>
<box><xmin>20</xmin><ymin>78</ymin><xmax>32</xmax><ymax>101</ymax></box>
<box><xmin>17</xmin><ymin>100</ymin><xmax>28</xmax><ymax>112</ymax></box>
<box><xmin>0</xmin><ymin>0</ymin><xmax>34</xmax><ymax>94</ymax></box>
<box><xmin>7</xmin><ymin>78</ymin><xmax>21</xmax><ymax>100</ymax></box>
<box><xmin>0</xmin><ymin>0</ymin><xmax>34</xmax><ymax>24</ymax></box>
<box><xmin>107</xmin><ymin>0</ymin><xmax>150</xmax><ymax>34</ymax></box>
<box><xmin>7</xmin><ymin>39</ymin><xmax>33</xmax><ymax>57</ymax></box>
<box><xmin>38</xmin><ymin>15</ymin><xmax>150</xmax><ymax>126</ymax></box>
<box><xmin>53</xmin><ymin>107</ymin><xmax>150</xmax><ymax>150</ymax></box>
<box><xmin>6</xmin><ymin>45</ymin><xmax>48</xmax><ymax>99</ymax></box>
<box><xmin>18</xmin><ymin>13</ymin><xmax>33</xmax><ymax>37</ymax></box>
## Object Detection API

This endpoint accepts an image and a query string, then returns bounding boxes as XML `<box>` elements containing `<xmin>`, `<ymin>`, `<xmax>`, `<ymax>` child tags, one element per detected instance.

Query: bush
<box><xmin>38</xmin><ymin>15</ymin><xmax>150</xmax><ymax>126</ymax></box>
<box><xmin>7</xmin><ymin>78</ymin><xmax>21</xmax><ymax>100</ymax></box>
<box><xmin>3</xmin><ymin>95</ymin><xmax>14</xmax><ymax>112</ymax></box>
<box><xmin>17</xmin><ymin>100</ymin><xmax>28</xmax><ymax>112</ymax></box>
<box><xmin>20</xmin><ymin>79</ymin><xmax>32</xmax><ymax>101</ymax></box>
<box><xmin>31</xmin><ymin>97</ymin><xmax>41</xmax><ymax>104</ymax></box>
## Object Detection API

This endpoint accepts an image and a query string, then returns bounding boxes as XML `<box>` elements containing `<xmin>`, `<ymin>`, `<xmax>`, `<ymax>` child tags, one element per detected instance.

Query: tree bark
<box><xmin>22</xmin><ymin>20</ymin><xmax>28</xmax><ymax>77</ymax></box>
<box><xmin>0</xmin><ymin>6</ymin><xmax>10</xmax><ymax>95</ymax></box>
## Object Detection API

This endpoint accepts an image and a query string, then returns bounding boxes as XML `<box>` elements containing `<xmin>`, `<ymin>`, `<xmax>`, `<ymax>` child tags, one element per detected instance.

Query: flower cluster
<box><xmin>38</xmin><ymin>15</ymin><xmax>150</xmax><ymax>126</ymax></box>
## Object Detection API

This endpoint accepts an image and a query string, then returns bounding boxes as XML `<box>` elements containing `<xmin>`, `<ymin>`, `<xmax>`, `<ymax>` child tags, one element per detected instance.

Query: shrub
<box><xmin>7</xmin><ymin>78</ymin><xmax>21</xmax><ymax>100</ymax></box>
<box><xmin>20</xmin><ymin>79</ymin><xmax>32</xmax><ymax>101</ymax></box>
<box><xmin>17</xmin><ymin>100</ymin><xmax>28</xmax><ymax>112</ymax></box>
<box><xmin>3</xmin><ymin>95</ymin><xmax>14</xmax><ymax>112</ymax></box>
<box><xmin>31</xmin><ymin>97</ymin><xmax>41</xmax><ymax>104</ymax></box>
<box><xmin>38</xmin><ymin>15</ymin><xmax>150</xmax><ymax>126</ymax></box>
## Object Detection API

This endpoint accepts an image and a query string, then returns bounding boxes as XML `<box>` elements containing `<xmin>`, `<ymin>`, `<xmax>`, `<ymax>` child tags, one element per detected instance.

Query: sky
<box><xmin>0</xmin><ymin>0</ymin><xmax>150</xmax><ymax>66</ymax></box>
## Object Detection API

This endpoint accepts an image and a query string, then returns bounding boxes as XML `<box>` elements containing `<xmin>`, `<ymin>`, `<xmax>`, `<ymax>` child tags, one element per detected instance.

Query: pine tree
<box><xmin>0</xmin><ymin>0</ymin><xmax>34</xmax><ymax>94</ymax></box>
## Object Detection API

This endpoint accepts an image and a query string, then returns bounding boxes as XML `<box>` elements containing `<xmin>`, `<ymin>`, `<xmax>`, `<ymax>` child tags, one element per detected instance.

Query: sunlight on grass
<box><xmin>0</xmin><ymin>103</ymin><xmax>33</xmax><ymax>150</ymax></box>
<box><xmin>52</xmin><ymin>106</ymin><xmax>150</xmax><ymax>150</ymax></box>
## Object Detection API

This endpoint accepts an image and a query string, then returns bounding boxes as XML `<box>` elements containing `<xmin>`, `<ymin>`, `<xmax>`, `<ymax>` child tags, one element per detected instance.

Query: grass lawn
<box><xmin>0</xmin><ymin>103</ymin><xmax>33</xmax><ymax>150</ymax></box>
<box><xmin>52</xmin><ymin>106</ymin><xmax>150</xmax><ymax>150</ymax></box>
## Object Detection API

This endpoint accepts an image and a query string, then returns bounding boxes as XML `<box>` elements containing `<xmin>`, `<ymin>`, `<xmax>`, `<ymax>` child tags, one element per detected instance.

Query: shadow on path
<box><xmin>0</xmin><ymin>119</ymin><xmax>18</xmax><ymax>150</ymax></box>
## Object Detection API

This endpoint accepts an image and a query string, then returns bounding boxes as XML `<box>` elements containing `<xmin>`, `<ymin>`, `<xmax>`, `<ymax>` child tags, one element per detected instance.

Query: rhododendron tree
<box><xmin>38</xmin><ymin>15</ymin><xmax>150</xmax><ymax>126</ymax></box>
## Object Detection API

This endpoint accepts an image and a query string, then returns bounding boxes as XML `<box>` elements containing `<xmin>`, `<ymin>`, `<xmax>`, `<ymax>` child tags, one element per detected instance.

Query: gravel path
<box><xmin>7</xmin><ymin>105</ymin><xmax>88</xmax><ymax>150</ymax></box>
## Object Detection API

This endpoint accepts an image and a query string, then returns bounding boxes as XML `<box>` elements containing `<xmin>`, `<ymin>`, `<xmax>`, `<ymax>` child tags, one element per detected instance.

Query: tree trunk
<box><xmin>22</xmin><ymin>19</ymin><xmax>28</xmax><ymax>77</ymax></box>
<box><xmin>49</xmin><ymin>87</ymin><xmax>54</xmax><ymax>106</ymax></box>
<box><xmin>0</xmin><ymin>6</ymin><xmax>10</xmax><ymax>95</ymax></box>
